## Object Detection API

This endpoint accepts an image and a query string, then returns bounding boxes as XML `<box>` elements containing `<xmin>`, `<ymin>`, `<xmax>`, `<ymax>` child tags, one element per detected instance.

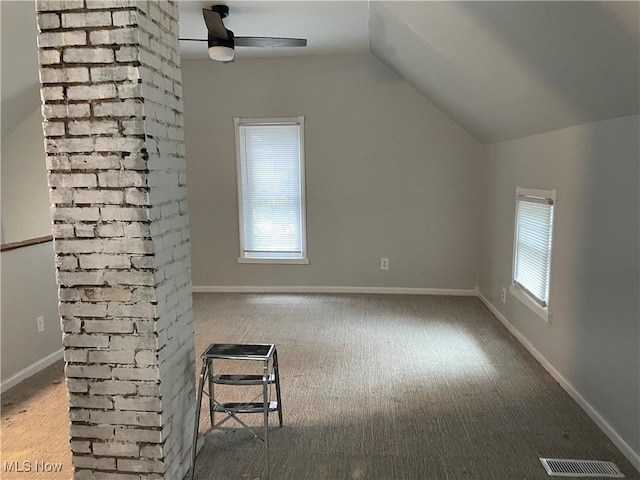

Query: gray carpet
<box><xmin>1</xmin><ymin>293</ymin><xmax>637</xmax><ymax>479</ymax></box>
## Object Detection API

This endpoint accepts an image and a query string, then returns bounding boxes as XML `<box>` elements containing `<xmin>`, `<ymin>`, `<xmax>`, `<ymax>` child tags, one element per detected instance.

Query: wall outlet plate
<box><xmin>36</xmin><ymin>315</ymin><xmax>45</xmax><ymax>333</ymax></box>
<box><xmin>381</xmin><ymin>258</ymin><xmax>389</xmax><ymax>270</ymax></box>
<box><xmin>501</xmin><ymin>287</ymin><xmax>507</xmax><ymax>303</ymax></box>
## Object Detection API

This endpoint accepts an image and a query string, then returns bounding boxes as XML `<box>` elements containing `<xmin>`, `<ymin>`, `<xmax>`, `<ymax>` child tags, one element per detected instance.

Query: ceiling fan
<box><xmin>179</xmin><ymin>5</ymin><xmax>308</xmax><ymax>62</ymax></box>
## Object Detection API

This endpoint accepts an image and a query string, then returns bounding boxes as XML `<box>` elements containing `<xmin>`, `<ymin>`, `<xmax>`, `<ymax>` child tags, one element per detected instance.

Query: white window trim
<box><xmin>234</xmin><ymin>116</ymin><xmax>308</xmax><ymax>265</ymax></box>
<box><xmin>510</xmin><ymin>187</ymin><xmax>557</xmax><ymax>323</ymax></box>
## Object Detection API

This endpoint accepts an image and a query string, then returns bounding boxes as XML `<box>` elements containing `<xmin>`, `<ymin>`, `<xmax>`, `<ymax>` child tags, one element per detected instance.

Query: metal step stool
<box><xmin>190</xmin><ymin>343</ymin><xmax>283</xmax><ymax>480</ymax></box>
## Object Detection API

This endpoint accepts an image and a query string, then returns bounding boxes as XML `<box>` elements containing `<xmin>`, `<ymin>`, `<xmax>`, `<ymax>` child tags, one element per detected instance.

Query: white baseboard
<box><xmin>477</xmin><ymin>291</ymin><xmax>640</xmax><ymax>472</ymax></box>
<box><xmin>1</xmin><ymin>348</ymin><xmax>64</xmax><ymax>393</ymax></box>
<box><xmin>193</xmin><ymin>285</ymin><xmax>479</xmax><ymax>296</ymax></box>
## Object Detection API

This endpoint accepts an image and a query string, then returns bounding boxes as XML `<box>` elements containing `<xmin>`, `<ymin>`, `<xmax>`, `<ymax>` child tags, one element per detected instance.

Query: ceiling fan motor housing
<box><xmin>211</xmin><ymin>5</ymin><xmax>229</xmax><ymax>18</ymax></box>
<box><xmin>208</xmin><ymin>28</ymin><xmax>234</xmax><ymax>50</ymax></box>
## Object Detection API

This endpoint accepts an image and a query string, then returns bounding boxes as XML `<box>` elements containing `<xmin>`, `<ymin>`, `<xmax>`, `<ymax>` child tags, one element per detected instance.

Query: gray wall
<box><xmin>1</xmin><ymin>0</ymin><xmax>61</xmax><ymax>386</ymax></box>
<box><xmin>478</xmin><ymin>114</ymin><xmax>640</xmax><ymax>455</ymax></box>
<box><xmin>1</xmin><ymin>243</ymin><xmax>61</xmax><ymax>385</ymax></box>
<box><xmin>183</xmin><ymin>54</ymin><xmax>482</xmax><ymax>289</ymax></box>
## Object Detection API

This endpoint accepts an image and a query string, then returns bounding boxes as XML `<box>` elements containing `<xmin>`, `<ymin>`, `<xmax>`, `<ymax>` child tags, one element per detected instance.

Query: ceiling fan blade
<box><xmin>234</xmin><ymin>37</ymin><xmax>307</xmax><ymax>48</ymax></box>
<box><xmin>202</xmin><ymin>8</ymin><xmax>228</xmax><ymax>40</ymax></box>
<box><xmin>179</xmin><ymin>38</ymin><xmax>208</xmax><ymax>42</ymax></box>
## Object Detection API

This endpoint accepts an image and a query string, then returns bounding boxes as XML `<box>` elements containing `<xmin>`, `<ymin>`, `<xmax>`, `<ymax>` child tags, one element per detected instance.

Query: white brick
<box><xmin>113</xmin><ymin>367</ymin><xmax>158</xmax><ymax>381</ymax></box>
<box><xmin>91</xmin><ymin>66</ymin><xmax>139</xmax><ymax>83</ymax></box>
<box><xmin>40</xmin><ymin>67</ymin><xmax>89</xmax><ymax>84</ymax></box>
<box><xmin>97</xmin><ymin>223</ymin><xmax>125</xmax><ymax>237</ymax></box>
<box><xmin>124</xmin><ymin>223</ymin><xmax>150</xmax><ymax>237</ymax></box>
<box><xmin>140</xmin><ymin>445</ymin><xmax>162</xmax><ymax>459</ymax></box>
<box><xmin>56</xmin><ymin>238</ymin><xmax>153</xmax><ymax>255</ymax></box>
<box><xmin>56</xmin><ymin>255</ymin><xmax>79</xmax><ymax>270</ymax></box>
<box><xmin>104</xmin><ymin>270</ymin><xmax>155</xmax><ymax>286</ymax></box>
<box><xmin>100</xmin><ymin>207</ymin><xmax>147</xmax><ymax>222</ymax></box>
<box><xmin>67</xmin><ymin>379</ymin><xmax>89</xmax><ymax>393</ymax></box>
<box><xmin>52</xmin><ymin>207</ymin><xmax>100</xmax><ymax>222</ymax></box>
<box><xmin>64</xmin><ymin>47</ymin><xmax>114</xmax><ymax>64</ymax></box>
<box><xmin>69</xmin><ymin>394</ymin><xmax>113</xmax><ymax>409</ymax></box>
<box><xmin>62</xmin><ymin>12</ymin><xmax>112</xmax><ymax>28</ymax></box>
<box><xmin>43</xmin><ymin>103</ymin><xmax>90</xmax><ymax>119</ymax></box>
<box><xmin>69</xmin><ymin>120</ymin><xmax>118</xmax><ymax>136</ymax></box>
<box><xmin>70</xmin><ymin>409</ymin><xmax>92</xmax><ymax>423</ymax></box>
<box><xmin>44</xmin><ymin>121</ymin><xmax>65</xmax><ymax>136</ymax></box>
<box><xmin>72</xmin><ymin>455</ymin><xmax>116</xmax><ymax>470</ymax></box>
<box><xmin>90</xmin><ymin>27</ymin><xmax>139</xmax><ymax>45</ymax></box>
<box><xmin>75</xmin><ymin>224</ymin><xmax>96</xmax><ymax>238</ymax></box>
<box><xmin>114</xmin><ymin>427</ymin><xmax>162</xmax><ymax>442</ymax></box>
<box><xmin>86</xmin><ymin>0</ymin><xmax>137</xmax><ymax>8</ymax></box>
<box><xmin>81</xmin><ymin>287</ymin><xmax>133</xmax><ymax>302</ymax></box>
<box><xmin>75</xmin><ymin>189</ymin><xmax>123</xmax><ymax>204</ymax></box>
<box><xmin>93</xmin><ymin>100</ymin><xmax>143</xmax><ymax>118</ymax></box>
<box><xmin>84</xmin><ymin>320</ymin><xmax>135</xmax><ymax>334</ymax></box>
<box><xmin>67</xmin><ymin>84</ymin><xmax>117</xmax><ymax>101</ymax></box>
<box><xmin>131</xmin><ymin>256</ymin><xmax>154</xmax><ymax>269</ymax></box>
<box><xmin>122</xmin><ymin>119</ymin><xmax>145</xmax><ymax>135</ymax></box>
<box><xmin>135</xmin><ymin>350</ymin><xmax>156</xmax><ymax>366</ymax></box>
<box><xmin>117</xmin><ymin>458</ymin><xmax>163</xmax><ymax>473</ymax></box>
<box><xmin>37</xmin><ymin>0</ymin><xmax>84</xmax><ymax>11</ymax></box>
<box><xmin>95</xmin><ymin>137</ymin><xmax>144</xmax><ymax>153</ymax></box>
<box><xmin>107</xmin><ymin>302</ymin><xmax>155</xmax><ymax>318</ymax></box>
<box><xmin>38</xmin><ymin>31</ymin><xmax>86</xmax><ymax>48</ymax></box>
<box><xmin>117</xmin><ymin>82</ymin><xmax>142</xmax><ymax>98</ymax></box>
<box><xmin>90</xmin><ymin>410</ymin><xmax>137</xmax><ymax>425</ymax></box>
<box><xmin>110</xmin><ymin>335</ymin><xmax>156</xmax><ymax>351</ymax></box>
<box><xmin>88</xmin><ymin>349</ymin><xmax>135</xmax><ymax>364</ymax></box>
<box><xmin>46</xmin><ymin>137</ymin><xmax>96</xmax><ymax>154</ymax></box>
<box><xmin>41</xmin><ymin>86</ymin><xmax>64</xmax><ymax>101</ymax></box>
<box><xmin>70</xmin><ymin>440</ymin><xmax>91</xmax><ymax>453</ymax></box>
<box><xmin>58</xmin><ymin>271</ymin><xmax>104</xmax><ymax>286</ymax></box>
<box><xmin>49</xmin><ymin>173</ymin><xmax>97</xmax><ymax>188</ymax></box>
<box><xmin>93</xmin><ymin>441</ymin><xmax>139</xmax><ymax>458</ymax></box>
<box><xmin>113</xmin><ymin>397</ymin><xmax>161</xmax><ymax>412</ymax></box>
<box><xmin>78</xmin><ymin>254</ymin><xmax>131</xmax><ymax>269</ymax></box>
<box><xmin>66</xmin><ymin>364</ymin><xmax>112</xmax><ymax>379</ymax></box>
<box><xmin>69</xmin><ymin>154</ymin><xmax>120</xmax><ymax>170</ymax></box>
<box><xmin>60</xmin><ymin>302</ymin><xmax>107</xmax><ymax>317</ymax></box>
<box><xmin>39</xmin><ymin>49</ymin><xmax>61</xmax><ymax>65</ymax></box>
<box><xmin>113</xmin><ymin>10</ymin><xmax>137</xmax><ymax>27</ymax></box>
<box><xmin>37</xmin><ymin>12</ymin><xmax>60</xmax><ymax>29</ymax></box>
<box><xmin>98</xmin><ymin>171</ymin><xmax>147</xmax><ymax>188</ymax></box>
<box><xmin>89</xmin><ymin>380</ymin><xmax>137</xmax><ymax>395</ymax></box>
<box><xmin>64</xmin><ymin>333</ymin><xmax>109</xmax><ymax>347</ymax></box>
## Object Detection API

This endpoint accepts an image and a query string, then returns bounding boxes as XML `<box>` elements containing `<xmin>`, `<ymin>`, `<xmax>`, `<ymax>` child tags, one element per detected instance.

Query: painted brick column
<box><xmin>35</xmin><ymin>1</ymin><xmax>195</xmax><ymax>478</ymax></box>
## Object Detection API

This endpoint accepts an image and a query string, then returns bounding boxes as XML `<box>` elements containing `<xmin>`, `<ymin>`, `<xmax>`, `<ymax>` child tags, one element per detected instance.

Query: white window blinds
<box><xmin>236</xmin><ymin>119</ymin><xmax>306</xmax><ymax>260</ymax></box>
<box><xmin>513</xmin><ymin>190</ymin><xmax>555</xmax><ymax>307</ymax></box>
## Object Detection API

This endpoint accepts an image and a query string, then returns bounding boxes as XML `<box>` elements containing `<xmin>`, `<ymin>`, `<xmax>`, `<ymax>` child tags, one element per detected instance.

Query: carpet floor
<box><xmin>1</xmin><ymin>293</ymin><xmax>637</xmax><ymax>480</ymax></box>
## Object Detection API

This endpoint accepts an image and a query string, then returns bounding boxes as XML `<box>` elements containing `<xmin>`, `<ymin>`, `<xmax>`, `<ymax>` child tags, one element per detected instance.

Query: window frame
<box><xmin>509</xmin><ymin>187</ymin><xmax>557</xmax><ymax>322</ymax></box>
<box><xmin>234</xmin><ymin>116</ymin><xmax>309</xmax><ymax>265</ymax></box>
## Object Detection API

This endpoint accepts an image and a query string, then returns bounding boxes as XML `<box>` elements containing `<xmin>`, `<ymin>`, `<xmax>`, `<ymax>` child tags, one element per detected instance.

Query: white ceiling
<box><xmin>370</xmin><ymin>1</ymin><xmax>640</xmax><ymax>143</ymax></box>
<box><xmin>178</xmin><ymin>1</ymin><xmax>370</xmax><ymax>59</ymax></box>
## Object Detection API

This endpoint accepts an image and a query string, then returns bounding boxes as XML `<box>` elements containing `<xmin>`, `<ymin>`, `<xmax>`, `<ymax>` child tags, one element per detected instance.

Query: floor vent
<box><xmin>540</xmin><ymin>458</ymin><xmax>625</xmax><ymax>477</ymax></box>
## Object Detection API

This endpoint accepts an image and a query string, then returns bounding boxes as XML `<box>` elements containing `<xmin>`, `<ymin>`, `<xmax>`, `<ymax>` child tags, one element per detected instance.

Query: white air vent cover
<box><xmin>540</xmin><ymin>458</ymin><xmax>624</xmax><ymax>477</ymax></box>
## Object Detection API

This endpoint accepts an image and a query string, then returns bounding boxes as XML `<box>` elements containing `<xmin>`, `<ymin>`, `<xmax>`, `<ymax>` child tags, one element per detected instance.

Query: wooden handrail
<box><xmin>1</xmin><ymin>235</ymin><xmax>53</xmax><ymax>252</ymax></box>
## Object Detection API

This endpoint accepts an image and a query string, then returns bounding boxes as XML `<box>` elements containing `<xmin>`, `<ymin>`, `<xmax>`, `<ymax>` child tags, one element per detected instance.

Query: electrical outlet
<box><xmin>381</xmin><ymin>258</ymin><xmax>389</xmax><ymax>270</ymax></box>
<box><xmin>36</xmin><ymin>315</ymin><xmax>45</xmax><ymax>333</ymax></box>
<box><xmin>501</xmin><ymin>287</ymin><xmax>507</xmax><ymax>304</ymax></box>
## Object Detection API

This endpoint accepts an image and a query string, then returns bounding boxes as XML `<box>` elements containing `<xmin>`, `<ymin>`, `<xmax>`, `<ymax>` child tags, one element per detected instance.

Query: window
<box><xmin>234</xmin><ymin>117</ymin><xmax>308</xmax><ymax>264</ymax></box>
<box><xmin>510</xmin><ymin>187</ymin><xmax>556</xmax><ymax>321</ymax></box>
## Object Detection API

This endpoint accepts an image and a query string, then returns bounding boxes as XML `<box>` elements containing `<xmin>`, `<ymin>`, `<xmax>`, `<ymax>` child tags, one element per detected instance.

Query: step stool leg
<box><xmin>263</xmin><ymin>359</ymin><xmax>270</xmax><ymax>480</ymax></box>
<box><xmin>191</xmin><ymin>361</ymin><xmax>208</xmax><ymax>480</ymax></box>
<box><xmin>273</xmin><ymin>349</ymin><xmax>283</xmax><ymax>427</ymax></box>
<box><xmin>207</xmin><ymin>359</ymin><xmax>215</xmax><ymax>426</ymax></box>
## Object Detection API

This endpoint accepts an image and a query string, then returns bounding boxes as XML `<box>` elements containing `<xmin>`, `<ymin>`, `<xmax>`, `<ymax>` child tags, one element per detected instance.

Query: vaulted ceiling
<box><xmin>2</xmin><ymin>1</ymin><xmax>637</xmax><ymax>144</ymax></box>
<box><xmin>178</xmin><ymin>1</ymin><xmax>639</xmax><ymax>143</ymax></box>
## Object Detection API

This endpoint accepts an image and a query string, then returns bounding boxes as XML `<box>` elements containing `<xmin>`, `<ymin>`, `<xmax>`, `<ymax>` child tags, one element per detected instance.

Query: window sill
<box><xmin>237</xmin><ymin>258</ymin><xmax>310</xmax><ymax>265</ymax></box>
<box><xmin>509</xmin><ymin>284</ymin><xmax>550</xmax><ymax>322</ymax></box>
